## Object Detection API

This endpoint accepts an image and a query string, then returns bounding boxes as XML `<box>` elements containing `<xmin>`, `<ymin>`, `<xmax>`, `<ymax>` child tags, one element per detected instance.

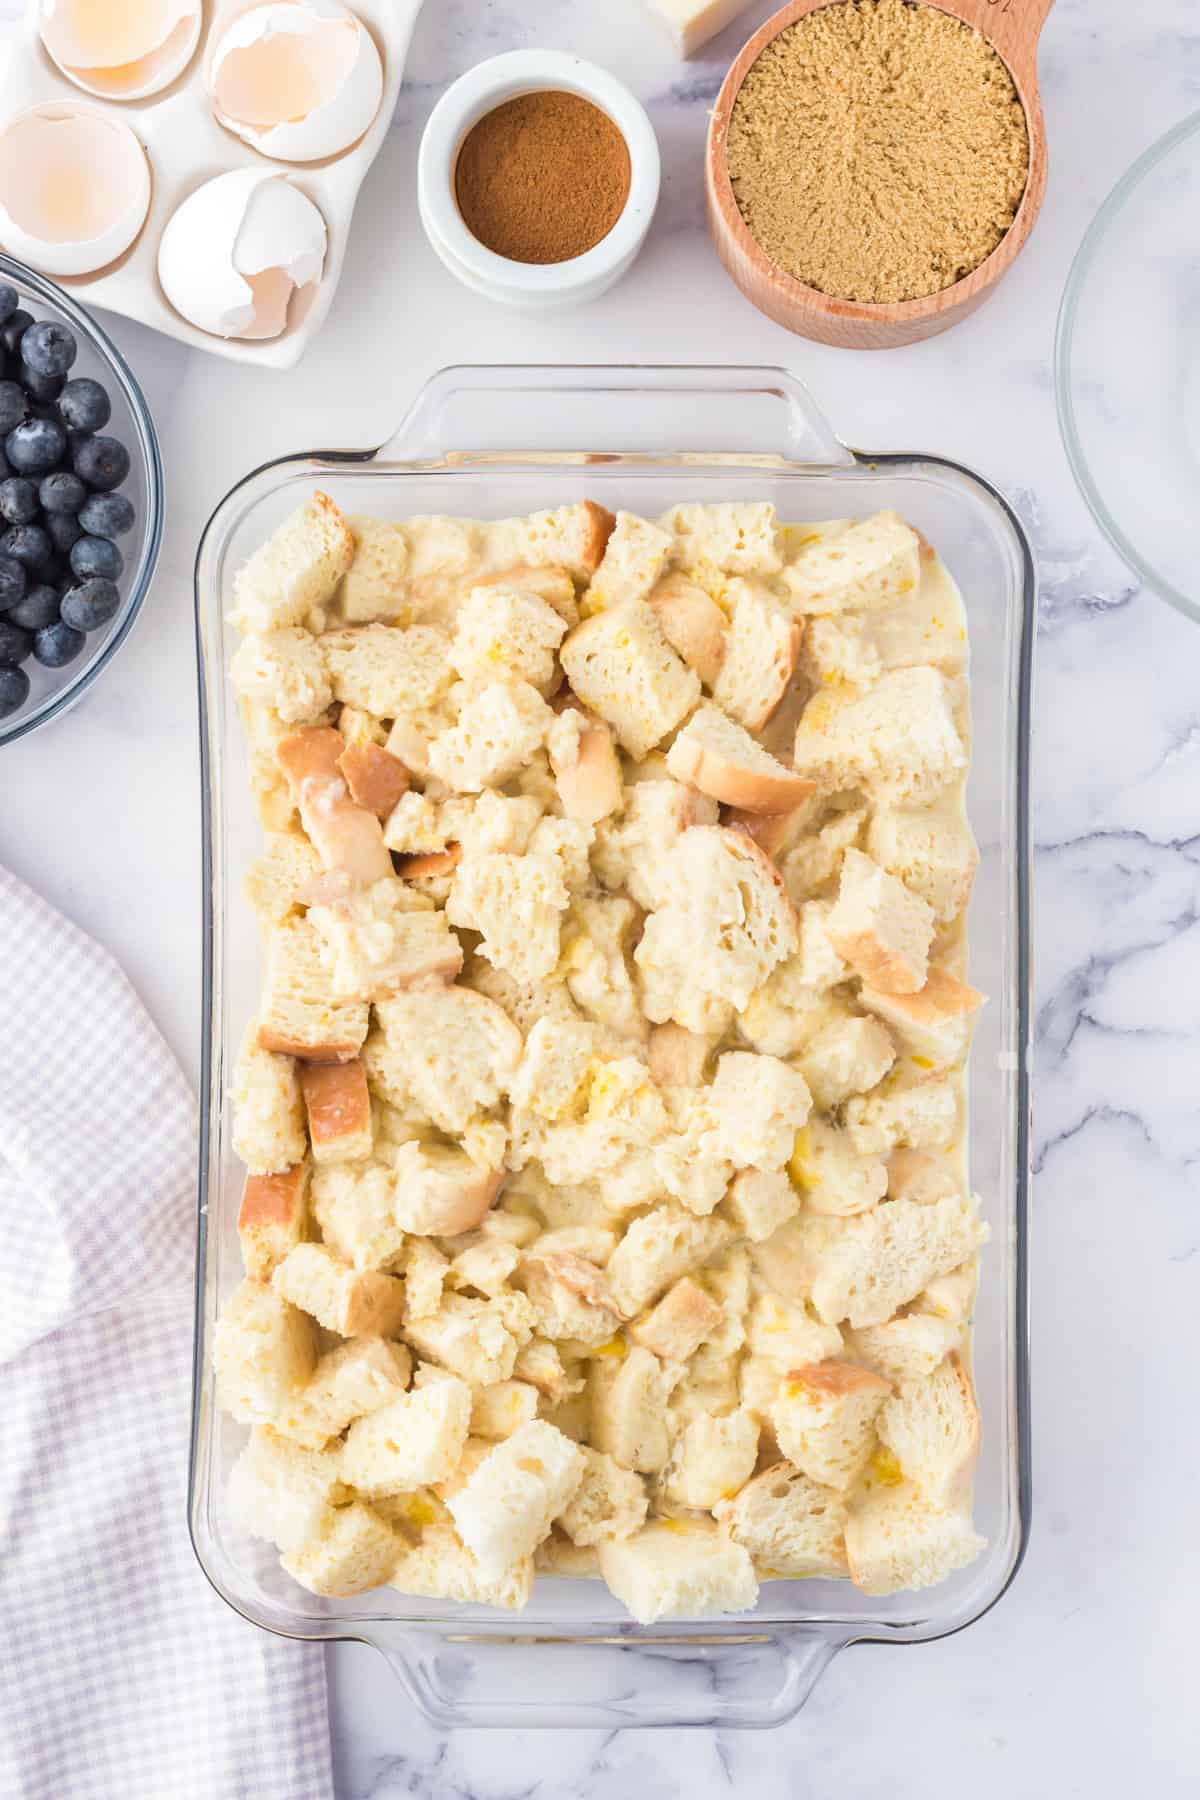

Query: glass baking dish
<box><xmin>191</xmin><ymin>366</ymin><xmax>1033</xmax><ymax>1730</ymax></box>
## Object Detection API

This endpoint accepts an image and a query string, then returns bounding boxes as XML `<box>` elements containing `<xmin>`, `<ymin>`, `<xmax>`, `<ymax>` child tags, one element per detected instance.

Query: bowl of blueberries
<box><xmin>0</xmin><ymin>253</ymin><xmax>162</xmax><ymax>743</ymax></box>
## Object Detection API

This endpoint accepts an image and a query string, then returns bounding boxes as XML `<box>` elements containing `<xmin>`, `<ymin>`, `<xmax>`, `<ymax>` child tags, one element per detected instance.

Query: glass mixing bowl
<box><xmin>1056</xmin><ymin>111</ymin><xmax>1200</xmax><ymax>622</ymax></box>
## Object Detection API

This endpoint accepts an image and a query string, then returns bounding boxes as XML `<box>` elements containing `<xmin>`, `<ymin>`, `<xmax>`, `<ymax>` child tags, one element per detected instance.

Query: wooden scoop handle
<box><xmin>950</xmin><ymin>0</ymin><xmax>1055</xmax><ymax>90</ymax></box>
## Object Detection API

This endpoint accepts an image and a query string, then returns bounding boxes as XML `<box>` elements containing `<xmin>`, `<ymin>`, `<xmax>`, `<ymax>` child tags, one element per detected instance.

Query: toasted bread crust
<box><xmin>299</xmin><ymin>1059</ymin><xmax>371</xmax><ymax>1151</ymax></box>
<box><xmin>337</xmin><ymin>742</ymin><xmax>410</xmax><ymax>819</ymax></box>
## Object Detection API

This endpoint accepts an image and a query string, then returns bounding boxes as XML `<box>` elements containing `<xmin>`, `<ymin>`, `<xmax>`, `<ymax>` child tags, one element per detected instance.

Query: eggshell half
<box><xmin>208</xmin><ymin>0</ymin><xmax>383</xmax><ymax>163</ymax></box>
<box><xmin>39</xmin><ymin>0</ymin><xmax>201</xmax><ymax>101</ymax></box>
<box><xmin>157</xmin><ymin>170</ymin><xmax>327</xmax><ymax>341</ymax></box>
<box><xmin>0</xmin><ymin>105</ymin><xmax>151</xmax><ymax>277</ymax></box>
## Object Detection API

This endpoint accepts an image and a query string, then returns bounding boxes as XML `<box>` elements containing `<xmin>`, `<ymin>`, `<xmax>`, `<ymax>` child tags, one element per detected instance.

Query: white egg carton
<box><xmin>0</xmin><ymin>0</ymin><xmax>425</xmax><ymax>368</ymax></box>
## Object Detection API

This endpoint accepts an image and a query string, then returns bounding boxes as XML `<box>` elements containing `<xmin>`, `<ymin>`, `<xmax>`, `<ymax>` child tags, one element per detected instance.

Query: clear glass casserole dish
<box><xmin>192</xmin><ymin>366</ymin><xmax>1033</xmax><ymax>1731</ymax></box>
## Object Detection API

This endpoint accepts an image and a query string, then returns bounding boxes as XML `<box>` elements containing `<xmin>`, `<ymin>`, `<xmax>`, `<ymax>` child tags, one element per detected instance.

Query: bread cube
<box><xmin>711</xmin><ymin>579</ymin><xmax>803</xmax><ymax>731</ymax></box>
<box><xmin>789</xmin><ymin>1120</ymin><xmax>888</xmax><ymax>1217</ymax></box>
<box><xmin>369</xmin><ymin>986</ymin><xmax>521</xmax><ymax>1133</ymax></box>
<box><xmin>283</xmin><ymin>1501</ymin><xmax>401</xmax><ymax>1597</ymax></box>
<box><xmin>213</xmin><ymin>1279</ymin><xmax>317</xmax><ymax>1425</ymax></box>
<box><xmin>779</xmin><ymin>800</ymin><xmax>867</xmax><ymax>902</ymax></box>
<box><xmin>403</xmin><ymin>1239</ymin><xmax>449</xmax><ymax>1321</ymax></box>
<box><xmin>468</xmin><ymin>1380</ymin><xmax>540</xmax><ymax>1441</ymax></box>
<box><xmin>560</xmin><ymin>599</ymin><xmax>699</xmax><ymax>758</ymax></box>
<box><xmin>548</xmin><ymin>705</ymin><xmax>624</xmax><ymax>825</ymax></box>
<box><xmin>647</xmin><ymin>571</ymin><xmax>727</xmax><ymax>687</ymax></box>
<box><xmin>389</xmin><ymin>1140</ymin><xmax>503</xmax><ymax>1237</ymax></box>
<box><xmin>231</xmin><ymin>628</ymin><xmax>332</xmax><ymax>726</ymax></box>
<box><xmin>845</xmin><ymin>1480</ymin><xmax>985</xmax><ymax>1596</ymax></box>
<box><xmin>643</xmin><ymin>1023</ymin><xmax>710</xmax><ymax>1090</ymax></box>
<box><xmin>715</xmin><ymin>1462</ymin><xmax>848</xmax><ymax>1578</ymax></box>
<box><xmin>915</xmin><ymin>1257</ymin><xmax>979</xmax><ymax>1323</ymax></box>
<box><xmin>232</xmin><ymin>1028</ymin><xmax>307</xmax><ymax>1175</ymax></box>
<box><xmin>592</xmin><ymin>776</ymin><xmax>717</xmax><ymax>912</ymax></box>
<box><xmin>867</xmin><ymin>800</ymin><xmax>978</xmax><ymax>925</ymax></box>
<box><xmin>562</xmin><ymin>893</ymin><xmax>648</xmax><ymax>1044</ymax></box>
<box><xmin>709</xmin><ymin>1050</ymin><xmax>813</xmax><ymax>1171</ymax></box>
<box><xmin>277</xmin><ymin>725</ymin><xmax>393</xmax><ymax>886</ymax></box>
<box><xmin>660</xmin><ymin>501</ymin><xmax>782</xmax><ymax>576</ymax></box>
<box><xmin>509</xmin><ymin>1016</ymin><xmax>594</xmax><ymax>1122</ymax></box>
<box><xmin>886</xmin><ymin>1148</ymin><xmax>963</xmax><ymax>1206</ymax></box>
<box><xmin>474</xmin><ymin>559</ymin><xmax>579</xmax><ymax>625</ymax></box>
<box><xmin>337</xmin><ymin>741</ymin><xmax>410</xmax><ymax>819</ymax></box>
<box><xmin>858</xmin><ymin>968</ymin><xmax>985</xmax><ymax>1067</ymax></box>
<box><xmin>341</xmin><ymin>1376</ymin><xmax>472</xmax><ymax>1495</ymax></box>
<box><xmin>585</xmin><ymin>510</ymin><xmax>674</xmax><ymax>612</ymax></box>
<box><xmin>243</xmin><ymin>830</ymin><xmax>322</xmax><ymax>927</ymax></box>
<box><xmin>390</xmin><ymin>1521</ymin><xmax>534</xmax><ymax>1611</ymax></box>
<box><xmin>309</xmin><ymin>878</ymin><xmax>462</xmax><ymax>1001</ymax></box>
<box><xmin>338</xmin><ymin>515</ymin><xmax>410</xmax><ymax>623</ymax></box>
<box><xmin>321</xmin><ymin>622</ymin><xmax>451</xmax><ymax>717</ymax></box>
<box><xmin>447</xmin><ymin>850</ymin><xmax>568</xmax><ymax>986</ymax></box>
<box><xmin>274</xmin><ymin>1337</ymin><xmax>412</xmax><ymax>1450</ymax></box>
<box><xmin>722</xmin><ymin>1168</ymin><xmax>799</xmax><ymax>1242</ymax></box>
<box><xmin>589</xmin><ymin>1345</ymin><xmax>675</xmax><ymax>1473</ymax></box>
<box><xmin>447</xmin><ymin>1421</ymin><xmax>586</xmax><ymax>1579</ymax></box>
<box><xmin>238</xmin><ymin>1165</ymin><xmax>309</xmax><ymax>1280</ymax></box>
<box><xmin>599</xmin><ymin>1520</ymin><xmax>758</xmax><ymax>1624</ymax></box>
<box><xmin>231</xmin><ymin>490</ymin><xmax>354</xmax><ymax>635</ymax></box>
<box><xmin>298</xmin><ymin>1059</ymin><xmax>372</xmax><ymax>1165</ymax></box>
<box><xmin>771</xmin><ymin>1361</ymin><xmax>893</xmax><ymax>1490</ymax></box>
<box><xmin>849</xmin><ymin>1315</ymin><xmax>964</xmax><ymax>1387</ymax></box>
<box><xmin>667</xmin><ymin>703</ymin><xmax>813</xmax><ymax>813</ymax></box>
<box><xmin>606</xmin><ymin>1204</ymin><xmax>732</xmax><ymax>1317</ymax></box>
<box><xmin>495</xmin><ymin>500</ymin><xmax>615</xmax><ymax>582</ymax></box>
<box><xmin>792</xmin><ymin>667</ymin><xmax>967</xmax><ymax>805</ymax></box>
<box><xmin>782</xmin><ymin>511</ymin><xmax>920</xmax><ymax>615</ymax></box>
<box><xmin>404</xmin><ymin>1293</ymin><xmax>520</xmax><ymax>1386</ymax></box>
<box><xmin>628</xmin><ymin>1277</ymin><xmax>722</xmax><ymax>1362</ymax></box>
<box><xmin>310</xmin><ymin>1160</ymin><xmax>407</xmax><ymax>1272</ymax></box>
<box><xmin>450</xmin><ymin>584</ymin><xmax>568</xmax><ymax>693</ymax></box>
<box><xmin>228</xmin><ymin>1427</ymin><xmax>347</xmax><ymax>1554</ymax></box>
<box><xmin>256</xmin><ymin>917</ymin><xmax>370</xmax><ymax>1063</ymax></box>
<box><xmin>800</xmin><ymin>1013</ymin><xmax>897</xmax><ymax>1109</ymax></box>
<box><xmin>428</xmin><ymin>680</ymin><xmax>554</xmax><ymax>792</ymax></box>
<box><xmin>876</xmin><ymin>1351</ymin><xmax>980</xmax><ymax>1512</ymax></box>
<box><xmin>512</xmin><ymin>1337</ymin><xmax>583</xmax><ymax>1405</ymax></box>
<box><xmin>557</xmin><ymin>1447</ymin><xmax>648</xmax><ymax>1547</ymax></box>
<box><xmin>807</xmin><ymin>1193</ymin><xmax>986</xmax><ymax>1329</ymax></box>
<box><xmin>844</xmin><ymin>1076</ymin><xmax>960</xmax><ymax>1157</ymax></box>
<box><xmin>826</xmin><ymin>849</ymin><xmax>935</xmax><ymax>996</ymax></box>
<box><xmin>662</xmin><ymin>1409</ymin><xmax>759</xmax><ymax>1509</ymax></box>
<box><xmin>744</xmin><ymin>1291</ymin><xmax>843</xmax><ymax>1370</ymax></box>
<box><xmin>522</xmin><ymin>1251</ymin><xmax>624</xmax><ymax>1348</ymax></box>
<box><xmin>239</xmin><ymin>698</ymin><xmax>298</xmax><ymax>831</ymax></box>
<box><xmin>272</xmin><ymin>1244</ymin><xmax>407</xmax><ymax>1338</ymax></box>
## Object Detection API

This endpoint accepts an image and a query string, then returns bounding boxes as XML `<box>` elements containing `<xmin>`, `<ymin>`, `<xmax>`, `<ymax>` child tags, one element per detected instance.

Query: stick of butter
<box><xmin>642</xmin><ymin>0</ymin><xmax>758</xmax><ymax>56</ymax></box>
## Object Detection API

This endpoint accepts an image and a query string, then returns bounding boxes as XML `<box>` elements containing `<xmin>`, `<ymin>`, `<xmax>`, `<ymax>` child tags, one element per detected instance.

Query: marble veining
<box><xmin>2</xmin><ymin>0</ymin><xmax>1198</xmax><ymax>1792</ymax></box>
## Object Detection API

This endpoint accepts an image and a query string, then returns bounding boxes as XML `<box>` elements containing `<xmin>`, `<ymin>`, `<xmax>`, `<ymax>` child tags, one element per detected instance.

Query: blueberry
<box><xmin>0</xmin><ymin>380</ymin><xmax>28</xmax><ymax>434</ymax></box>
<box><xmin>0</xmin><ymin>477</ymin><xmax>38</xmax><ymax>524</ymax></box>
<box><xmin>0</xmin><ymin>619</ymin><xmax>32</xmax><ymax>665</ymax></box>
<box><xmin>23</xmin><ymin>367</ymin><xmax>65</xmax><ymax>405</ymax></box>
<box><xmin>78</xmin><ymin>491</ymin><xmax>134</xmax><ymax>538</ymax></box>
<box><xmin>58</xmin><ymin>376</ymin><xmax>111</xmax><ymax>435</ymax></box>
<box><xmin>70</xmin><ymin>534</ymin><xmax>123</xmax><ymax>581</ymax></box>
<box><xmin>9</xmin><ymin>583</ymin><xmax>60</xmax><ymax>631</ymax></box>
<box><xmin>46</xmin><ymin>511</ymin><xmax>84</xmax><ymax>555</ymax></box>
<box><xmin>0</xmin><ymin>310</ymin><xmax>32</xmax><ymax>357</ymax></box>
<box><xmin>0</xmin><ymin>665</ymin><xmax>29</xmax><ymax>718</ymax></box>
<box><xmin>0</xmin><ymin>285</ymin><xmax>18</xmax><ymax>327</ymax></box>
<box><xmin>7</xmin><ymin>416</ymin><xmax>66</xmax><ymax>474</ymax></box>
<box><xmin>0</xmin><ymin>554</ymin><xmax>26</xmax><ymax>612</ymax></box>
<box><xmin>2</xmin><ymin>524</ymin><xmax>52</xmax><ymax>571</ymax></box>
<box><xmin>33</xmin><ymin>620</ymin><xmax>84</xmax><ymax>668</ymax></box>
<box><xmin>39</xmin><ymin>471</ymin><xmax>86</xmax><ymax>514</ymax></box>
<box><xmin>61</xmin><ymin>577</ymin><xmax>120</xmax><ymax>632</ymax></box>
<box><xmin>74</xmin><ymin>433</ymin><xmax>129</xmax><ymax>491</ymax></box>
<box><xmin>21</xmin><ymin>320</ymin><xmax>77</xmax><ymax>379</ymax></box>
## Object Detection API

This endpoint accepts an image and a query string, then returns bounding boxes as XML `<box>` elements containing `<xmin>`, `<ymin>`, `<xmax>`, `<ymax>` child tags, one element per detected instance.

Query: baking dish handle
<box><xmin>374</xmin><ymin>1625</ymin><xmax>841</xmax><ymax>1730</ymax></box>
<box><xmin>375</xmin><ymin>364</ymin><xmax>856</xmax><ymax>469</ymax></box>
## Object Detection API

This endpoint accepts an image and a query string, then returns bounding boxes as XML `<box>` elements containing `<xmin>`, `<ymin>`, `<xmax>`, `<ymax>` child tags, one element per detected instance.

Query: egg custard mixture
<box><xmin>215</xmin><ymin>493</ymin><xmax>987</xmax><ymax>1624</ymax></box>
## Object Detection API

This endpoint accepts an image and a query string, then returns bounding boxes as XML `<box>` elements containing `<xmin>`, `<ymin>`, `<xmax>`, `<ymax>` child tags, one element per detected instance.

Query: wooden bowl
<box><xmin>706</xmin><ymin>0</ymin><xmax>1054</xmax><ymax>349</ymax></box>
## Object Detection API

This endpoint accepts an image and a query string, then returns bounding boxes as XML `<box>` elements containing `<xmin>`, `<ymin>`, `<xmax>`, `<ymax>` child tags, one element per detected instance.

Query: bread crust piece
<box><xmin>276</xmin><ymin>724</ymin><xmax>393</xmax><ymax>886</ymax></box>
<box><xmin>876</xmin><ymin>1349</ymin><xmax>980</xmax><ymax>1511</ymax></box>
<box><xmin>255</xmin><ymin>916</ymin><xmax>370</xmax><ymax>1063</ymax></box>
<box><xmin>238</xmin><ymin>1164</ymin><xmax>309</xmax><ymax>1279</ymax></box>
<box><xmin>337</xmin><ymin>741</ymin><xmax>410</xmax><ymax>819</ymax></box>
<box><xmin>647</xmin><ymin>572</ymin><xmax>727</xmax><ymax>686</ymax></box>
<box><xmin>548</xmin><ymin>706</ymin><xmax>624</xmax><ymax>825</ymax></box>
<box><xmin>716</xmin><ymin>1461</ymin><xmax>849</xmax><ymax>1577</ymax></box>
<box><xmin>858</xmin><ymin>967</ymin><xmax>985</xmax><ymax>1066</ymax></box>
<box><xmin>826</xmin><ymin>848</ymin><xmax>935</xmax><ymax>996</ymax></box>
<box><xmin>272</xmin><ymin>1243</ymin><xmax>407</xmax><ymax>1338</ymax></box>
<box><xmin>711</xmin><ymin>579</ymin><xmax>804</xmax><ymax>732</ymax></box>
<box><xmin>298</xmin><ymin>1059</ymin><xmax>372</xmax><ymax>1165</ymax></box>
<box><xmin>389</xmin><ymin>1140</ymin><xmax>504</xmax><ymax>1236</ymax></box>
<box><xmin>667</xmin><ymin>703</ymin><xmax>816</xmax><ymax>813</ymax></box>
<box><xmin>770</xmin><ymin>1359</ymin><xmax>894</xmax><ymax>1490</ymax></box>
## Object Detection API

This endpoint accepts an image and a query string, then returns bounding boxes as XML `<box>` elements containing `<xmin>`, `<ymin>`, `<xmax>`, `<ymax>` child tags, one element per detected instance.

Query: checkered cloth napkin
<box><xmin>0</xmin><ymin>867</ymin><xmax>333</xmax><ymax>1800</ymax></box>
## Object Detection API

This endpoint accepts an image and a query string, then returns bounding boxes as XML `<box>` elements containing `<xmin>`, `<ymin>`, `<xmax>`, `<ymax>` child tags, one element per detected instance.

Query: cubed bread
<box><xmin>557</xmin><ymin>1447</ymin><xmax>648</xmax><ymax>1546</ymax></box>
<box><xmin>606</xmin><ymin>1205</ymin><xmax>732</xmax><ymax>1317</ymax></box>
<box><xmin>271</xmin><ymin>1243</ymin><xmax>407</xmax><ymax>1338</ymax></box>
<box><xmin>745</xmin><ymin>1290</ymin><xmax>844</xmax><ymax>1370</ymax></box>
<box><xmin>447</xmin><ymin>1421</ymin><xmax>587</xmax><ymax>1578</ymax></box>
<box><xmin>341</xmin><ymin>1376</ymin><xmax>472</xmax><ymax>1495</ymax></box>
<box><xmin>647</xmin><ymin>571</ymin><xmax>727</xmax><ymax>686</ymax></box>
<box><xmin>867</xmin><ymin>800</ymin><xmax>979</xmax><ymax>925</ymax></box>
<box><xmin>915</xmin><ymin>1258</ymin><xmax>979</xmax><ymax>1322</ymax></box>
<box><xmin>770</xmin><ymin>1361</ymin><xmax>893</xmax><ymax>1490</ymax></box>
<box><xmin>228</xmin><ymin>1427</ymin><xmax>347</xmax><ymax>1554</ymax></box>
<box><xmin>298</xmin><ymin>1059</ymin><xmax>373</xmax><ymax>1164</ymax></box>
<box><xmin>337</xmin><ymin>515</ymin><xmax>410</xmax><ymax>623</ymax></box>
<box><xmin>403</xmin><ymin>1239</ymin><xmax>449</xmax><ymax>1320</ymax></box>
<box><xmin>255</xmin><ymin>916</ymin><xmax>370</xmax><ymax>1062</ymax></box>
<box><xmin>513</xmin><ymin>1336</ymin><xmax>583</xmax><ymax>1404</ymax></box>
<box><xmin>589</xmin><ymin>1346</ymin><xmax>675</xmax><ymax>1473</ymax></box>
<box><xmin>239</xmin><ymin>698</ymin><xmax>298</xmax><ymax>830</ymax></box>
<box><xmin>474</xmin><ymin>560</ymin><xmax>579</xmax><ymax>625</ymax></box>
<box><xmin>496</xmin><ymin>500</ymin><xmax>615</xmax><ymax>582</ymax></box>
<box><xmin>667</xmin><ymin>703</ymin><xmax>814</xmax><ymax>812</ymax></box>
<box><xmin>599</xmin><ymin>1520</ymin><xmax>758</xmax><ymax>1624</ymax></box>
<box><xmin>509</xmin><ymin>1015</ymin><xmax>595</xmax><ymax>1120</ymax></box>
<box><xmin>369</xmin><ymin>985</ymin><xmax>522</xmax><ymax>1133</ymax></box>
<box><xmin>826</xmin><ymin>849</ymin><xmax>935</xmax><ymax>995</ymax></box>
<box><xmin>309</xmin><ymin>878</ymin><xmax>462</xmax><ymax>1001</ymax></box>
<box><xmin>213</xmin><ymin>1279</ymin><xmax>317</xmax><ymax>1425</ymax></box>
<box><xmin>711</xmin><ymin>580</ymin><xmax>803</xmax><ymax>731</ymax></box>
<box><xmin>390</xmin><ymin>1521</ymin><xmax>534</xmax><ymax>1610</ymax></box>
<box><xmin>231</xmin><ymin>490</ymin><xmax>354</xmax><ymax>635</ymax></box>
<box><xmin>388</xmin><ymin>1140</ymin><xmax>503</xmax><ymax>1236</ymax></box>
<box><xmin>450</xmin><ymin>584</ymin><xmax>568</xmax><ymax>692</ymax></box>
<box><xmin>660</xmin><ymin>501</ymin><xmax>782</xmax><ymax>576</ymax></box>
<box><xmin>782</xmin><ymin>511</ymin><xmax>921</xmax><ymax>615</ymax></box>
<box><xmin>709</xmin><ymin>1050</ymin><xmax>813</xmax><ymax>1171</ymax></box>
<box><xmin>628</xmin><ymin>1277</ymin><xmax>722</xmax><ymax>1361</ymax></box>
<box><xmin>274</xmin><ymin>1337</ymin><xmax>412</xmax><ymax>1450</ymax></box>
<box><xmin>793</xmin><ymin>900</ymin><xmax>847</xmax><ymax>991</ymax></box>
<box><xmin>276</xmin><ymin>725</ymin><xmax>393</xmax><ymax>886</ymax></box>
<box><xmin>647</xmin><ymin>1022</ymin><xmax>715</xmax><ymax>1089</ymax></box>
<box><xmin>722</xmin><ymin>1167</ymin><xmax>800</xmax><ymax>1242</ymax></box>
<box><xmin>807</xmin><ymin>1193</ymin><xmax>987</xmax><ymax>1329</ymax></box>
<box><xmin>592</xmin><ymin>777</ymin><xmax>717</xmax><ymax>912</ymax></box>
<box><xmin>321</xmin><ymin>622</ymin><xmax>451</xmax><ymax>716</ymax></box>
<box><xmin>243</xmin><ymin>830</ymin><xmax>323</xmax><ymax>927</ymax></box>
<box><xmin>715</xmin><ymin>1462</ymin><xmax>848</xmax><ymax>1577</ymax></box>
<box><xmin>521</xmin><ymin>1252</ymin><xmax>623</xmax><ymax>1348</ymax></box>
<box><xmin>844</xmin><ymin>1076</ymin><xmax>960</xmax><ymax>1157</ymax></box>
<box><xmin>792</xmin><ymin>668</ymin><xmax>967</xmax><ymax>805</ymax></box>
<box><xmin>886</xmin><ymin>1148</ymin><xmax>963</xmax><ymax>1206</ymax></box>
<box><xmin>858</xmin><ymin>968</ymin><xmax>985</xmax><ymax>1067</ymax></box>
<box><xmin>238</xmin><ymin>1165</ymin><xmax>309</xmax><ymax>1280</ymax></box>
<box><xmin>469</xmin><ymin>1380</ymin><xmax>541</xmax><ymax>1441</ymax></box>
<box><xmin>875</xmin><ymin>1351</ymin><xmax>980</xmax><ymax>1511</ymax></box>
<box><xmin>662</xmin><ymin>1409</ymin><xmax>759</xmax><ymax>1509</ymax></box>
<box><xmin>310</xmin><ymin>1160</ymin><xmax>407</xmax><ymax>1272</ymax></box>
<box><xmin>799</xmin><ymin>1014</ymin><xmax>897</xmax><ymax>1110</ymax></box>
<box><xmin>548</xmin><ymin>706</ymin><xmax>624</xmax><ymax>825</ymax></box>
<box><xmin>282</xmin><ymin>1501</ymin><xmax>401</xmax><ymax>1597</ymax></box>
<box><xmin>562</xmin><ymin>893</ymin><xmax>648</xmax><ymax>1044</ymax></box>
<box><xmin>844</xmin><ymin>1480</ymin><xmax>985</xmax><ymax>1596</ymax></box>
<box><xmin>586</xmin><ymin>511</ymin><xmax>674</xmax><ymax>610</ymax></box>
<box><xmin>230</xmin><ymin>627</ymin><xmax>332</xmax><ymax>726</ymax></box>
<box><xmin>779</xmin><ymin>800</ymin><xmax>867</xmax><ymax>902</ymax></box>
<box><xmin>448</xmin><ymin>1236</ymin><xmax>520</xmax><ymax>1297</ymax></box>
<box><xmin>447</xmin><ymin>850</ymin><xmax>568</xmax><ymax>986</ymax></box>
<box><xmin>337</xmin><ymin>741</ymin><xmax>410</xmax><ymax>819</ymax></box>
<box><xmin>560</xmin><ymin>599</ymin><xmax>699</xmax><ymax>758</ymax></box>
<box><xmin>849</xmin><ymin>1315</ymin><xmax>964</xmax><ymax>1387</ymax></box>
<box><xmin>403</xmin><ymin>1292</ymin><xmax>521</xmax><ymax>1386</ymax></box>
<box><xmin>232</xmin><ymin>1027</ymin><xmax>307</xmax><ymax>1174</ymax></box>
<box><xmin>735</xmin><ymin>961</ymin><xmax>826</xmax><ymax>1059</ymax></box>
<box><xmin>789</xmin><ymin>1120</ymin><xmax>888</xmax><ymax>1217</ymax></box>
<box><xmin>428</xmin><ymin>679</ymin><xmax>554</xmax><ymax>792</ymax></box>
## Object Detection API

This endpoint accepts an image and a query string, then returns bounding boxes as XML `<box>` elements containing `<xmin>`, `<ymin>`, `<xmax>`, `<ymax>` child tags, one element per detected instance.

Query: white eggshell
<box><xmin>39</xmin><ymin>0</ymin><xmax>201</xmax><ymax>101</ymax></box>
<box><xmin>157</xmin><ymin>170</ymin><xmax>327</xmax><ymax>341</ymax></box>
<box><xmin>208</xmin><ymin>0</ymin><xmax>383</xmax><ymax>164</ymax></box>
<box><xmin>0</xmin><ymin>105</ymin><xmax>151</xmax><ymax>278</ymax></box>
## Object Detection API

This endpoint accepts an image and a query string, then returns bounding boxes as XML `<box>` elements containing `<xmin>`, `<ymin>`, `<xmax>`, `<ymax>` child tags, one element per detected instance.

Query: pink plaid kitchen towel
<box><xmin>0</xmin><ymin>867</ymin><xmax>333</xmax><ymax>1800</ymax></box>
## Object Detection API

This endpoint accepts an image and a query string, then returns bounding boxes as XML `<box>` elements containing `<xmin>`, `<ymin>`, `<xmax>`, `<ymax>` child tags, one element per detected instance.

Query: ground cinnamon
<box><xmin>455</xmin><ymin>90</ymin><xmax>632</xmax><ymax>265</ymax></box>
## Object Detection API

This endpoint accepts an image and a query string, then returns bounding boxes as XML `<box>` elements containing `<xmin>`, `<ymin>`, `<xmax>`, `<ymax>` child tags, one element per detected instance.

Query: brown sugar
<box><xmin>725</xmin><ymin>0</ymin><xmax>1030</xmax><ymax>304</ymax></box>
<box><xmin>455</xmin><ymin>90</ymin><xmax>632</xmax><ymax>265</ymax></box>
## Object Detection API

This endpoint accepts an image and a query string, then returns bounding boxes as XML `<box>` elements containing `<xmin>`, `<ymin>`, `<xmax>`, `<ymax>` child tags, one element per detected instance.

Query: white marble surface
<box><xmin>3</xmin><ymin>0</ymin><xmax>1199</xmax><ymax>1792</ymax></box>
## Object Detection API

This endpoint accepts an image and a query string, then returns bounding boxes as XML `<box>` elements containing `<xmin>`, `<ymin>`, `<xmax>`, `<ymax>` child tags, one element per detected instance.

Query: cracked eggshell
<box><xmin>208</xmin><ymin>0</ymin><xmax>384</xmax><ymax>164</ymax></box>
<box><xmin>39</xmin><ymin>0</ymin><xmax>202</xmax><ymax>101</ymax></box>
<box><xmin>157</xmin><ymin>170</ymin><xmax>327</xmax><ymax>341</ymax></box>
<box><xmin>0</xmin><ymin>104</ymin><xmax>151</xmax><ymax>277</ymax></box>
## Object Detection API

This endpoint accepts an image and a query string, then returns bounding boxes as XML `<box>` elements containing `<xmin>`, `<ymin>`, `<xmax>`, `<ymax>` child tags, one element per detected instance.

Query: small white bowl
<box><xmin>418</xmin><ymin>50</ymin><xmax>661</xmax><ymax>309</ymax></box>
